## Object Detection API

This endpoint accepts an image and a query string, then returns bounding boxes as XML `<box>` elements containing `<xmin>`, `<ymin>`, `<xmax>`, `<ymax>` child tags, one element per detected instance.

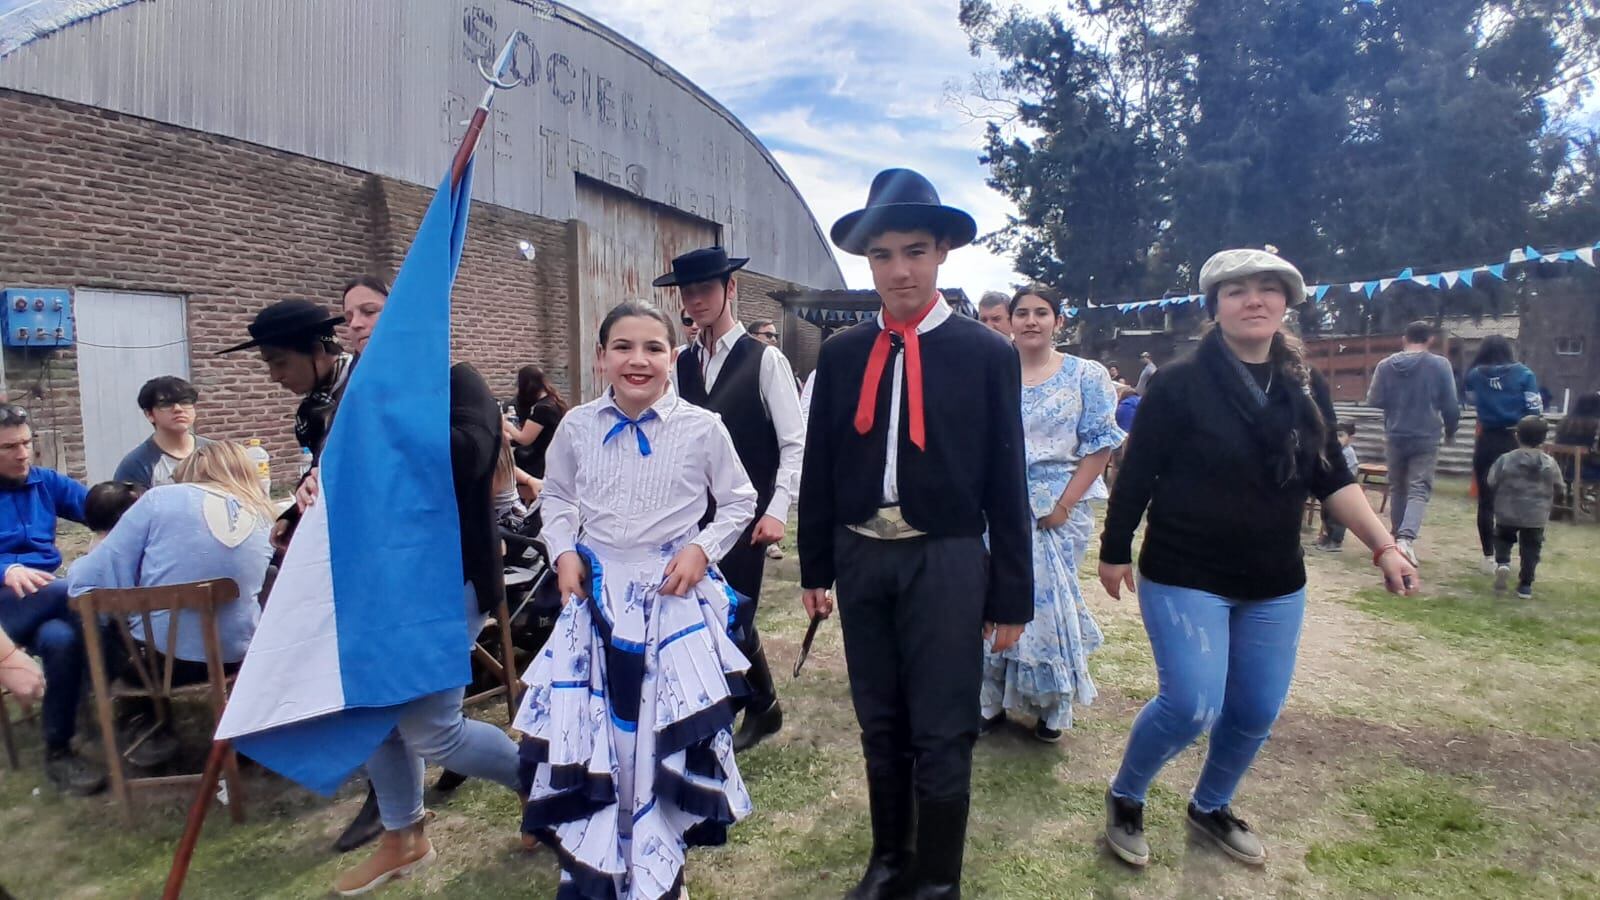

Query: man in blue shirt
<box><xmin>0</xmin><ymin>404</ymin><xmax>105</xmax><ymax>794</ymax></box>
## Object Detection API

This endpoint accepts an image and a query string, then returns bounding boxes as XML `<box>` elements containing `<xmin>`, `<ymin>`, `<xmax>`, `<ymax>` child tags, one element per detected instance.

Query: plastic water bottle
<box><xmin>246</xmin><ymin>439</ymin><xmax>272</xmax><ymax>497</ymax></box>
<box><xmin>297</xmin><ymin>446</ymin><xmax>314</xmax><ymax>479</ymax></box>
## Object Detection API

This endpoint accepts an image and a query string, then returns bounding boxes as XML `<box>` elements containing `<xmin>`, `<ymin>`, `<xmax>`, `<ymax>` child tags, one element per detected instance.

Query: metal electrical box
<box><xmin>1</xmin><ymin>288</ymin><xmax>75</xmax><ymax>347</ymax></box>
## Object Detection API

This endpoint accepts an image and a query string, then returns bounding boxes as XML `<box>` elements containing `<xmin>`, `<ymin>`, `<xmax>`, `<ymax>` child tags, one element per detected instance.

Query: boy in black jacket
<box><xmin>798</xmin><ymin>169</ymin><xmax>1032</xmax><ymax>899</ymax></box>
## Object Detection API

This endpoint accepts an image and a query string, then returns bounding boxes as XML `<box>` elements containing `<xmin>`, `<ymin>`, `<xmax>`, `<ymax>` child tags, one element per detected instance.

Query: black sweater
<box><xmin>798</xmin><ymin>314</ymin><xmax>1034</xmax><ymax>625</ymax></box>
<box><xmin>1100</xmin><ymin>354</ymin><xmax>1353</xmax><ymax>600</ymax></box>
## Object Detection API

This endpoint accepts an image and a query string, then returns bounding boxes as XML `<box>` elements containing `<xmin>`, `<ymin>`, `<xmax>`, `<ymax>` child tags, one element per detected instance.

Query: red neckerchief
<box><xmin>854</xmin><ymin>294</ymin><xmax>938</xmax><ymax>450</ymax></box>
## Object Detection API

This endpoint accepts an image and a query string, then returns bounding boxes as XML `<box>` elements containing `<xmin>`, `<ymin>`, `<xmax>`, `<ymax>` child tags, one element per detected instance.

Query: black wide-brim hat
<box><xmin>652</xmin><ymin>246</ymin><xmax>749</xmax><ymax>287</ymax></box>
<box><xmin>219</xmin><ymin>298</ymin><xmax>345</xmax><ymax>354</ymax></box>
<box><xmin>830</xmin><ymin>168</ymin><xmax>977</xmax><ymax>256</ymax></box>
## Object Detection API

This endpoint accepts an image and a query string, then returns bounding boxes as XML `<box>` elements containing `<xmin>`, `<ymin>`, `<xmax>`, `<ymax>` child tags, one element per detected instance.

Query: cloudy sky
<box><xmin>563</xmin><ymin>0</ymin><xmax>1060</xmax><ymax>296</ymax></box>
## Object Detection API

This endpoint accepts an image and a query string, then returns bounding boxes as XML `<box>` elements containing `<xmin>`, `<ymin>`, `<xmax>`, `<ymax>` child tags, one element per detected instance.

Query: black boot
<box><xmin>332</xmin><ymin>783</ymin><xmax>384</xmax><ymax>853</ymax></box>
<box><xmin>732</xmin><ymin>639</ymin><xmax>783</xmax><ymax>753</ymax></box>
<box><xmin>845</xmin><ymin>770</ymin><xmax>916</xmax><ymax>900</ymax></box>
<box><xmin>908</xmin><ymin>794</ymin><xmax>969</xmax><ymax>899</ymax></box>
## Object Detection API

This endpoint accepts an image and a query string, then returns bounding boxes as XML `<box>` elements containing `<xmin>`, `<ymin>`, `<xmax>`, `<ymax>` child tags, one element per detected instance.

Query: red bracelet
<box><xmin>1372</xmin><ymin>543</ymin><xmax>1399</xmax><ymax>567</ymax></box>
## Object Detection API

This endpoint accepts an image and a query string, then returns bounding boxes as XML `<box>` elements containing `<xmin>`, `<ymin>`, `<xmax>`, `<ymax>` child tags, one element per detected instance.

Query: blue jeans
<box><xmin>0</xmin><ymin>579</ymin><xmax>84</xmax><ymax>750</ymax></box>
<box><xmin>364</xmin><ymin>585</ymin><xmax>521</xmax><ymax>831</ymax></box>
<box><xmin>1110</xmin><ymin>579</ymin><xmax>1305</xmax><ymax>813</ymax></box>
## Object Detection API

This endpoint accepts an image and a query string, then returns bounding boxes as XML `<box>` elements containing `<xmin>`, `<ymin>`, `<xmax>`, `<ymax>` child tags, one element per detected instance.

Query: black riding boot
<box><xmin>908</xmin><ymin>794</ymin><xmax>969</xmax><ymax>899</ymax></box>
<box><xmin>332</xmin><ymin>782</ymin><xmax>384</xmax><ymax>853</ymax></box>
<box><xmin>845</xmin><ymin>769</ymin><xmax>916</xmax><ymax>899</ymax></box>
<box><xmin>732</xmin><ymin>635</ymin><xmax>783</xmax><ymax>753</ymax></box>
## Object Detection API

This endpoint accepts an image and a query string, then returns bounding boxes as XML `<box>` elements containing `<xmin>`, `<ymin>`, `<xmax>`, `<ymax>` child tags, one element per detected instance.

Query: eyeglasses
<box><xmin>681</xmin><ymin>316</ymin><xmax>694</xmax><ymax>327</ymax></box>
<box><xmin>754</xmin><ymin>331</ymin><xmax>779</xmax><ymax>341</ymax></box>
<box><xmin>154</xmin><ymin>400</ymin><xmax>197</xmax><ymax>411</ymax></box>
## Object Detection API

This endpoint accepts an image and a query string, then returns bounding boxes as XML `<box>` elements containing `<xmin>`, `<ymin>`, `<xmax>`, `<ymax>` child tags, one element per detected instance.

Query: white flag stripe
<box><xmin>216</xmin><ymin>495</ymin><xmax>345</xmax><ymax>740</ymax></box>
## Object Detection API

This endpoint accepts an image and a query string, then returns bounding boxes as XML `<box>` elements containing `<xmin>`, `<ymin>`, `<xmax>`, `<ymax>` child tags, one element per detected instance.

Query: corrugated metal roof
<box><xmin>0</xmin><ymin>0</ymin><xmax>140</xmax><ymax>56</ymax></box>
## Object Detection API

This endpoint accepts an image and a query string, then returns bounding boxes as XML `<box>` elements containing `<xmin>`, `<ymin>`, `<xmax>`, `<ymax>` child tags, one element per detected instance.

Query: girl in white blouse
<box><xmin>514</xmin><ymin>300</ymin><xmax>758</xmax><ymax>900</ymax></box>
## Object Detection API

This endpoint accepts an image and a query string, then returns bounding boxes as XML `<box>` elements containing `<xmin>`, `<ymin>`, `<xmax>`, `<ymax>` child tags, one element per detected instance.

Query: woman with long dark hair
<box><xmin>1098</xmin><ymin>248</ymin><xmax>1417</xmax><ymax>869</ymax></box>
<box><xmin>504</xmin><ymin>365</ymin><xmax>568</xmax><ymax>478</ymax></box>
<box><xmin>1463</xmin><ymin>335</ymin><xmax>1542</xmax><ymax>571</ymax></box>
<box><xmin>979</xmin><ymin>285</ymin><xmax>1122</xmax><ymax>743</ymax></box>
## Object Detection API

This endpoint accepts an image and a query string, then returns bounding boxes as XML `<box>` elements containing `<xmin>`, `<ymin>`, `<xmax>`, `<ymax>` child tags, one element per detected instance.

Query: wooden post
<box><xmin>162</xmin><ymin>739</ymin><xmax>231</xmax><ymax>900</ymax></box>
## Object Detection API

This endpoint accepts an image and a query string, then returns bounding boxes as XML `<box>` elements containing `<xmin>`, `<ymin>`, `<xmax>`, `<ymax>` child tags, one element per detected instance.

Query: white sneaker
<box><xmin>1493</xmin><ymin>564</ymin><xmax>1510</xmax><ymax>593</ymax></box>
<box><xmin>1481</xmin><ymin>555</ymin><xmax>1497</xmax><ymax>575</ymax></box>
<box><xmin>1396</xmin><ymin>539</ymin><xmax>1419</xmax><ymax>567</ymax></box>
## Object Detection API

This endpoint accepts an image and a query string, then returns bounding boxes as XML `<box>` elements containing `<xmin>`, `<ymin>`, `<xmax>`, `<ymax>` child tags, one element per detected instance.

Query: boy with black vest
<box><xmin>799</xmin><ymin>169</ymin><xmax>1033</xmax><ymax>898</ymax></box>
<box><xmin>660</xmin><ymin>246</ymin><xmax>806</xmax><ymax>752</ymax></box>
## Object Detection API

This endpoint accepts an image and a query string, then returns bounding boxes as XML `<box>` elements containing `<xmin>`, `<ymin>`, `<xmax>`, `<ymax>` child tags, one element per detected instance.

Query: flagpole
<box><xmin>160</xmin><ymin>31</ymin><xmax>525</xmax><ymax>899</ymax></box>
<box><xmin>452</xmin><ymin>32</ymin><xmax>522</xmax><ymax>188</ymax></box>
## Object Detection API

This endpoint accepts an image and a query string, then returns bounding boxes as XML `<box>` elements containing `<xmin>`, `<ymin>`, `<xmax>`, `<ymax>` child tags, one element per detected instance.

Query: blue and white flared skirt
<box><xmin>514</xmin><ymin>540</ymin><xmax>752</xmax><ymax>899</ymax></box>
<box><xmin>980</xmin><ymin>501</ymin><xmax>1103</xmax><ymax>730</ymax></box>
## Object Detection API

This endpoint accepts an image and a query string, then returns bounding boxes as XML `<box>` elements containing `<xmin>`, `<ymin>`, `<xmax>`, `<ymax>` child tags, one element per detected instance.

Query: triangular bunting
<box><xmin>1363</xmin><ymin>281</ymin><xmax>1379</xmax><ymax>298</ymax></box>
<box><xmin>1509</xmin><ymin>248</ymin><xmax>1527</xmax><ymax>264</ymax></box>
<box><xmin>1558</xmin><ymin>250</ymin><xmax>1579</xmax><ymax>262</ymax></box>
<box><xmin>1460</xmin><ymin>269</ymin><xmax>1476</xmax><ymax>287</ymax></box>
<box><xmin>1487</xmin><ymin>264</ymin><xmax>1506</xmax><ymax>280</ymax></box>
<box><xmin>1425</xmin><ymin>274</ymin><xmax>1444</xmax><ymax>289</ymax></box>
<box><xmin>1443</xmin><ymin>271</ymin><xmax>1461</xmax><ymax>288</ymax></box>
<box><xmin>1379</xmin><ymin>278</ymin><xmax>1396</xmax><ymax>292</ymax></box>
<box><xmin>1579</xmin><ymin>247</ymin><xmax>1595</xmax><ymax>267</ymax></box>
<box><xmin>1397</xmin><ymin>267</ymin><xmax>1414</xmax><ymax>279</ymax></box>
<box><xmin>1314</xmin><ymin>284</ymin><xmax>1331</xmax><ymax>302</ymax></box>
<box><xmin>1525</xmin><ymin>245</ymin><xmax>1542</xmax><ymax>262</ymax></box>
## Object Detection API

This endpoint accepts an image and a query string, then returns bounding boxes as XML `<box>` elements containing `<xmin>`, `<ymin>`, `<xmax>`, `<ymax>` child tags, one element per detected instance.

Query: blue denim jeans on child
<box><xmin>1110</xmin><ymin>578</ymin><xmax>1305</xmax><ymax>813</ymax></box>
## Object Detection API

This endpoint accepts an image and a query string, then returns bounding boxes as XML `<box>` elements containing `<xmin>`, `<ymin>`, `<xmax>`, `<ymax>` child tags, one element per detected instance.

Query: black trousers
<box><xmin>835</xmin><ymin>528</ymin><xmax>987</xmax><ymax>801</ymax></box>
<box><xmin>1473</xmin><ymin>428</ymin><xmax>1520</xmax><ymax>556</ymax></box>
<box><xmin>1492</xmin><ymin>525</ymin><xmax>1544</xmax><ymax>588</ymax></box>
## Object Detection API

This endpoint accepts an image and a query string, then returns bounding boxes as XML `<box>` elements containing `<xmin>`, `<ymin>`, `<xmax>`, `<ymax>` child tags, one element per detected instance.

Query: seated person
<box><xmin>69</xmin><ymin>441</ymin><xmax>273</xmax><ymax>678</ymax></box>
<box><xmin>0</xmin><ymin>403</ymin><xmax>104</xmax><ymax>794</ymax></box>
<box><xmin>113</xmin><ymin>376</ymin><xmax>212</xmax><ymax>489</ymax></box>
<box><xmin>492</xmin><ymin>440</ymin><xmax>540</xmax><ymax>534</ymax></box>
<box><xmin>1552</xmin><ymin>393</ymin><xmax>1600</xmax><ymax>484</ymax></box>
<box><xmin>82</xmin><ymin>480</ymin><xmax>146</xmax><ymax>551</ymax></box>
<box><xmin>69</xmin><ymin>442</ymin><xmax>273</xmax><ymax>766</ymax></box>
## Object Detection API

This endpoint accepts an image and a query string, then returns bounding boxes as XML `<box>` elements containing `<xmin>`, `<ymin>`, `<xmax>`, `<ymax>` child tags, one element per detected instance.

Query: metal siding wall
<box><xmin>0</xmin><ymin>0</ymin><xmax>843</xmax><ymax>290</ymax></box>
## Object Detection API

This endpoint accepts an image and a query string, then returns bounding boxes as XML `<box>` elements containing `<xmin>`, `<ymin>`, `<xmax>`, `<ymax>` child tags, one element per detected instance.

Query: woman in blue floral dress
<box><xmin>980</xmin><ymin>286</ymin><xmax>1125</xmax><ymax>742</ymax></box>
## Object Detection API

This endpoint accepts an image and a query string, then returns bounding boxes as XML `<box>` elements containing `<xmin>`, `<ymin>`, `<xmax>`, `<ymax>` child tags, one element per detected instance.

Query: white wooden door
<box><xmin>74</xmin><ymin>290</ymin><xmax>190</xmax><ymax>482</ymax></box>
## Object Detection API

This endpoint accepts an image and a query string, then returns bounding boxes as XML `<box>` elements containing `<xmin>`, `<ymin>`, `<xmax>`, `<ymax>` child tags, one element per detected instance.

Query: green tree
<box><xmin>963</xmin><ymin>0</ymin><xmax>1600</xmax><ymax>338</ymax></box>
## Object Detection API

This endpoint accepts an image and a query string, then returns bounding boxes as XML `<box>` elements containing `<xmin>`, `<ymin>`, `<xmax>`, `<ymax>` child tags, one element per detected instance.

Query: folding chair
<box><xmin>71</xmin><ymin>579</ymin><xmax>246</xmax><ymax>824</ymax></box>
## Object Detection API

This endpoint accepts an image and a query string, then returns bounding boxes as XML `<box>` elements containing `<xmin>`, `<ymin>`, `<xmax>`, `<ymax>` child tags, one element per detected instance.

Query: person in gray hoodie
<box><xmin>1487</xmin><ymin>415</ymin><xmax>1561</xmax><ymax>599</ymax></box>
<box><xmin>1366</xmin><ymin>321</ymin><xmax>1460</xmax><ymax>563</ymax></box>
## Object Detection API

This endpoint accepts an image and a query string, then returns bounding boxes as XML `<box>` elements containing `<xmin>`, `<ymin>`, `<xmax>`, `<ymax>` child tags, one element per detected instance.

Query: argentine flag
<box><xmin>215</xmin><ymin>161</ymin><xmax>476</xmax><ymax>794</ymax></box>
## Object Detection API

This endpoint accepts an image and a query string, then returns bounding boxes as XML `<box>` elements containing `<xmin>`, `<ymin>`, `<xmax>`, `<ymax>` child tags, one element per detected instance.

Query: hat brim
<box><xmin>830</xmin><ymin>204</ymin><xmax>977</xmax><ymax>256</ymax></box>
<box><xmin>651</xmin><ymin>257</ymin><xmax>749</xmax><ymax>288</ymax></box>
<box><xmin>218</xmin><ymin>314</ymin><xmax>346</xmax><ymax>354</ymax></box>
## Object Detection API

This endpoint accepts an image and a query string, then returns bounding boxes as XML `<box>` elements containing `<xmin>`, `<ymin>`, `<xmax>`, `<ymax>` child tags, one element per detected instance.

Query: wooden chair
<box><xmin>71</xmin><ymin>579</ymin><xmax>246</xmax><ymax>824</ymax></box>
<box><xmin>465</xmin><ymin>588</ymin><xmax>522</xmax><ymax>722</ymax></box>
<box><xmin>0</xmin><ymin>686</ymin><xmax>21</xmax><ymax>769</ymax></box>
<box><xmin>1356</xmin><ymin>462</ymin><xmax>1389</xmax><ymax>513</ymax></box>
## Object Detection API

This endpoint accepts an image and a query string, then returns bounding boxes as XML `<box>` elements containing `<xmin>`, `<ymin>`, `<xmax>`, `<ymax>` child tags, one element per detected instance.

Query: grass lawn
<box><xmin>2</xmin><ymin>480</ymin><xmax>1597</xmax><ymax>898</ymax></box>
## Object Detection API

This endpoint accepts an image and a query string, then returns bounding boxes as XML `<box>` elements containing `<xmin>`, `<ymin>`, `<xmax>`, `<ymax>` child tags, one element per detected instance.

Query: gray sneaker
<box><xmin>1186</xmin><ymin>802</ymin><xmax>1266</xmax><ymax>866</ymax></box>
<box><xmin>1494</xmin><ymin>565</ymin><xmax>1511</xmax><ymax>593</ymax></box>
<box><xmin>1105</xmin><ymin>788</ymin><xmax>1149</xmax><ymax>867</ymax></box>
<box><xmin>45</xmin><ymin>748</ymin><xmax>107</xmax><ymax>796</ymax></box>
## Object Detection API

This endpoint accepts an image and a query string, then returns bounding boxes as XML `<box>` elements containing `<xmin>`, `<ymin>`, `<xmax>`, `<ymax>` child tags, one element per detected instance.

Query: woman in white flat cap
<box><xmin>1096</xmin><ymin>247</ymin><xmax>1418</xmax><ymax>869</ymax></box>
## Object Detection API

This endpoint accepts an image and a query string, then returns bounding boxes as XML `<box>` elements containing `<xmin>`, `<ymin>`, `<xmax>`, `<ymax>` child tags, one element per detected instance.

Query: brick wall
<box><xmin>0</xmin><ymin>89</ymin><xmax>573</xmax><ymax>481</ymax></box>
<box><xmin>734</xmin><ymin>269</ymin><xmax>822</xmax><ymax>376</ymax></box>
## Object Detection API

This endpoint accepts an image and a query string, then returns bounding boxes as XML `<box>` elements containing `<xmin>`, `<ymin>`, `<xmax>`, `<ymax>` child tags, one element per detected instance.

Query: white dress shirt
<box><xmin>672</xmin><ymin>322</ymin><xmax>806</xmax><ymax>523</ymax></box>
<box><xmin>878</xmin><ymin>297</ymin><xmax>953</xmax><ymax>504</ymax></box>
<box><xmin>539</xmin><ymin>387</ymin><xmax>758</xmax><ymax>566</ymax></box>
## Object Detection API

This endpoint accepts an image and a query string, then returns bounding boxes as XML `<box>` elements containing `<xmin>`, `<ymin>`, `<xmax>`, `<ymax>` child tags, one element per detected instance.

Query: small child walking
<box><xmin>1487</xmin><ymin>415</ymin><xmax>1561</xmax><ymax>599</ymax></box>
<box><xmin>1314</xmin><ymin>423</ymin><xmax>1360</xmax><ymax>551</ymax></box>
<box><xmin>515</xmin><ymin>300</ymin><xmax>757</xmax><ymax>899</ymax></box>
